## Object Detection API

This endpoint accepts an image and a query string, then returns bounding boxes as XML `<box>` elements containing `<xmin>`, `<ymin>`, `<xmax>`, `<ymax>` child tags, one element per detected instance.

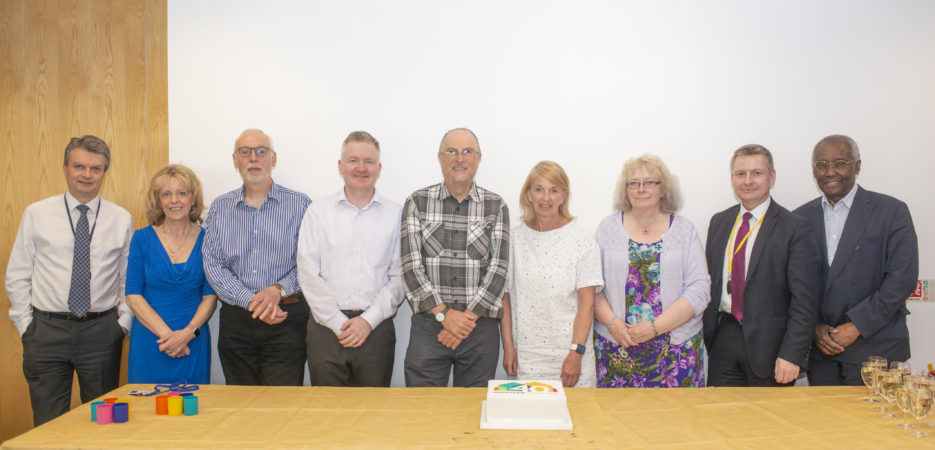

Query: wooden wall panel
<box><xmin>0</xmin><ymin>0</ymin><xmax>167</xmax><ymax>441</ymax></box>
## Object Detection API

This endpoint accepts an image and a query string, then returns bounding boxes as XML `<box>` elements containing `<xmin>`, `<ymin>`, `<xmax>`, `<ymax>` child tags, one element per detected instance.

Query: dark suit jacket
<box><xmin>794</xmin><ymin>186</ymin><xmax>918</xmax><ymax>365</ymax></box>
<box><xmin>703</xmin><ymin>198</ymin><xmax>821</xmax><ymax>379</ymax></box>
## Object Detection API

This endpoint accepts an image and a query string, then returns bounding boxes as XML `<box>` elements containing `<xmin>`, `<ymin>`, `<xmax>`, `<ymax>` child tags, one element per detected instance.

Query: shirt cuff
<box><xmin>117</xmin><ymin>312</ymin><xmax>133</xmax><ymax>335</ymax></box>
<box><xmin>325</xmin><ymin>313</ymin><xmax>350</xmax><ymax>336</ymax></box>
<box><xmin>361</xmin><ymin>307</ymin><xmax>384</xmax><ymax>330</ymax></box>
<box><xmin>14</xmin><ymin>316</ymin><xmax>32</xmax><ymax>337</ymax></box>
<box><xmin>235</xmin><ymin>288</ymin><xmax>256</xmax><ymax>309</ymax></box>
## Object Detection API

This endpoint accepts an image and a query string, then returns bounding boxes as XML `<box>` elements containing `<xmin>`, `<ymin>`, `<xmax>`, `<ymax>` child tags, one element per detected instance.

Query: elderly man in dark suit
<box><xmin>703</xmin><ymin>144</ymin><xmax>822</xmax><ymax>386</ymax></box>
<box><xmin>794</xmin><ymin>135</ymin><xmax>918</xmax><ymax>385</ymax></box>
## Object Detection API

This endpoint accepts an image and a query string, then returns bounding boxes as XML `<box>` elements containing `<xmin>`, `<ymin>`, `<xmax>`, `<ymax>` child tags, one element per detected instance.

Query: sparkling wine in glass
<box><xmin>891</xmin><ymin>361</ymin><xmax>912</xmax><ymax>379</ymax></box>
<box><xmin>897</xmin><ymin>378</ymin><xmax>916</xmax><ymax>430</ymax></box>
<box><xmin>910</xmin><ymin>387</ymin><xmax>933</xmax><ymax>438</ymax></box>
<box><xmin>914</xmin><ymin>373</ymin><xmax>935</xmax><ymax>427</ymax></box>
<box><xmin>873</xmin><ymin>368</ymin><xmax>890</xmax><ymax>413</ymax></box>
<box><xmin>861</xmin><ymin>361</ymin><xmax>880</xmax><ymax>403</ymax></box>
<box><xmin>881</xmin><ymin>373</ymin><xmax>902</xmax><ymax>419</ymax></box>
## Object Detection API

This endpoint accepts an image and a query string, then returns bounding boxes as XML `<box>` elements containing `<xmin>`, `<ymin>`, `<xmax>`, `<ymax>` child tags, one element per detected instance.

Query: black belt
<box><xmin>33</xmin><ymin>307</ymin><xmax>115</xmax><ymax>321</ymax></box>
<box><xmin>720</xmin><ymin>312</ymin><xmax>742</xmax><ymax>325</ymax></box>
<box><xmin>342</xmin><ymin>309</ymin><xmax>364</xmax><ymax>318</ymax></box>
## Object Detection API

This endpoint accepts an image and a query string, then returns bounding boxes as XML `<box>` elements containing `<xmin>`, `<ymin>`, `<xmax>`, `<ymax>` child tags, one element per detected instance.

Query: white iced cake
<box><xmin>479</xmin><ymin>380</ymin><xmax>572</xmax><ymax>430</ymax></box>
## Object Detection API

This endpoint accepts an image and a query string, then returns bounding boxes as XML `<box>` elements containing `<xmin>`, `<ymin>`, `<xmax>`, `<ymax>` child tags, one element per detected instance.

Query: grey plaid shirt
<box><xmin>400</xmin><ymin>182</ymin><xmax>509</xmax><ymax>318</ymax></box>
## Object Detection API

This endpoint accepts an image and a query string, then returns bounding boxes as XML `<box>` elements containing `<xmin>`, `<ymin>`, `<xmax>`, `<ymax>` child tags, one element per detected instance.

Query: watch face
<box><xmin>435</xmin><ymin>312</ymin><xmax>445</xmax><ymax>322</ymax></box>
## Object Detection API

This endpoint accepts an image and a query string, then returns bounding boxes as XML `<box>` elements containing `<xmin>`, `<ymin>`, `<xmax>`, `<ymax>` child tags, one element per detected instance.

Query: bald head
<box><xmin>438</xmin><ymin>128</ymin><xmax>480</xmax><ymax>154</ymax></box>
<box><xmin>235</xmin><ymin>128</ymin><xmax>274</xmax><ymax>151</ymax></box>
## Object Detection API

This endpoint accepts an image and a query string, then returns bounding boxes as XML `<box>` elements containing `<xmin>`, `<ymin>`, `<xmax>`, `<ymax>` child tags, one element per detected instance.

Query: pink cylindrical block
<box><xmin>96</xmin><ymin>403</ymin><xmax>113</xmax><ymax>424</ymax></box>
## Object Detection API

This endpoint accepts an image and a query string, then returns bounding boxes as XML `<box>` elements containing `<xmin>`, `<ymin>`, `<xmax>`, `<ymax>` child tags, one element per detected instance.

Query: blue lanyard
<box><xmin>151</xmin><ymin>381</ymin><xmax>199</xmax><ymax>395</ymax></box>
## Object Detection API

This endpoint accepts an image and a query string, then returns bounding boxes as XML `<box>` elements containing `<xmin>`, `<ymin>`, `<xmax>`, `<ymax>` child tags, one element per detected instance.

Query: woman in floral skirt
<box><xmin>593</xmin><ymin>154</ymin><xmax>711</xmax><ymax>387</ymax></box>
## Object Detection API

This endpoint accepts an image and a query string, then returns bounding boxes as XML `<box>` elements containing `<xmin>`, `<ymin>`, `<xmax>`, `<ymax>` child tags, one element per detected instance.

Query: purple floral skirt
<box><xmin>594</xmin><ymin>330</ymin><xmax>705</xmax><ymax>388</ymax></box>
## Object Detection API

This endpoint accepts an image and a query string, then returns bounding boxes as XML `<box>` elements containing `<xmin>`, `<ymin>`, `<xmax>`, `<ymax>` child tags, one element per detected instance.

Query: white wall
<box><xmin>168</xmin><ymin>0</ymin><xmax>935</xmax><ymax>385</ymax></box>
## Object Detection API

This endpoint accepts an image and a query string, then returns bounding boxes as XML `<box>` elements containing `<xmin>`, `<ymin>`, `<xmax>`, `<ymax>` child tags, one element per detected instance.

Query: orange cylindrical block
<box><xmin>155</xmin><ymin>395</ymin><xmax>169</xmax><ymax>415</ymax></box>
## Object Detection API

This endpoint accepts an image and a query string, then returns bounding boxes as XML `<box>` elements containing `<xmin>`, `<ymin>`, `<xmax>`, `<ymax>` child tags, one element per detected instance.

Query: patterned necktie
<box><xmin>68</xmin><ymin>204</ymin><xmax>91</xmax><ymax>317</ymax></box>
<box><xmin>730</xmin><ymin>212</ymin><xmax>752</xmax><ymax>322</ymax></box>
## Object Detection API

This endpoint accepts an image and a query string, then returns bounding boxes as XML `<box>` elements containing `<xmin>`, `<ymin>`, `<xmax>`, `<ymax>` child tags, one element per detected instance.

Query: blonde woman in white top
<box><xmin>501</xmin><ymin>161</ymin><xmax>604</xmax><ymax>387</ymax></box>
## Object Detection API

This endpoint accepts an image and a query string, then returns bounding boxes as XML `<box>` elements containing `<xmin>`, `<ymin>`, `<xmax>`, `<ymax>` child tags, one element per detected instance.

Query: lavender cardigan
<box><xmin>593</xmin><ymin>212</ymin><xmax>711</xmax><ymax>345</ymax></box>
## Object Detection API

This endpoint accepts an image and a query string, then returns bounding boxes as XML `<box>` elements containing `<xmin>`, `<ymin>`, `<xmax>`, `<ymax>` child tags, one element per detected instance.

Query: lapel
<box><xmin>827</xmin><ymin>186</ymin><xmax>873</xmax><ymax>287</ymax></box>
<box><xmin>805</xmin><ymin>199</ymin><xmax>828</xmax><ymax>267</ymax></box>
<box><xmin>711</xmin><ymin>205</ymin><xmax>740</xmax><ymax>285</ymax></box>
<box><xmin>746</xmin><ymin>199</ymin><xmax>779</xmax><ymax>281</ymax></box>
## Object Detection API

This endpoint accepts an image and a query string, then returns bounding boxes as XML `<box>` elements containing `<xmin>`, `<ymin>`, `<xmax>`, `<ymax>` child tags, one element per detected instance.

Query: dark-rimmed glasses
<box><xmin>235</xmin><ymin>146</ymin><xmax>272</xmax><ymax>158</ymax></box>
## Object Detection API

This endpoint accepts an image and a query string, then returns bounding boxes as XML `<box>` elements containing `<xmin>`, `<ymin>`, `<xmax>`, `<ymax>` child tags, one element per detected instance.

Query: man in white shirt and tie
<box><xmin>6</xmin><ymin>135</ymin><xmax>134</xmax><ymax>425</ymax></box>
<box><xmin>297</xmin><ymin>131</ymin><xmax>405</xmax><ymax>386</ymax></box>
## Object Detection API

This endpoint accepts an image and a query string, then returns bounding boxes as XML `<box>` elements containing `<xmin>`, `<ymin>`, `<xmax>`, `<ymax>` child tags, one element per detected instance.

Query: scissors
<box><xmin>129</xmin><ymin>381</ymin><xmax>199</xmax><ymax>396</ymax></box>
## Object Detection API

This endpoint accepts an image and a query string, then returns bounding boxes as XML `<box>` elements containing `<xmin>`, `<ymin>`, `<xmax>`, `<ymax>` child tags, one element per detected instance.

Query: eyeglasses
<box><xmin>235</xmin><ymin>146</ymin><xmax>272</xmax><ymax>158</ymax></box>
<box><xmin>813</xmin><ymin>159</ymin><xmax>855</xmax><ymax>172</ymax></box>
<box><xmin>439</xmin><ymin>148</ymin><xmax>480</xmax><ymax>158</ymax></box>
<box><xmin>626</xmin><ymin>179</ymin><xmax>661</xmax><ymax>190</ymax></box>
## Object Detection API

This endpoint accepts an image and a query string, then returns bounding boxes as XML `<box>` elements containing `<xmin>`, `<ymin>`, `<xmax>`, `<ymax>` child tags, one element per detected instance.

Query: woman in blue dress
<box><xmin>126</xmin><ymin>164</ymin><xmax>217</xmax><ymax>384</ymax></box>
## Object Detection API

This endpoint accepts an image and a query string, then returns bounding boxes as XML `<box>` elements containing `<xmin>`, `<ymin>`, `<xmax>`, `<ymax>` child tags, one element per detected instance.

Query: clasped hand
<box><xmin>437</xmin><ymin>309</ymin><xmax>477</xmax><ymax>350</ymax></box>
<box><xmin>248</xmin><ymin>286</ymin><xmax>288</xmax><ymax>325</ymax></box>
<box><xmin>158</xmin><ymin>329</ymin><xmax>192</xmax><ymax>358</ymax></box>
<box><xmin>338</xmin><ymin>316</ymin><xmax>372</xmax><ymax>348</ymax></box>
<box><xmin>608</xmin><ymin>317</ymin><xmax>654</xmax><ymax>347</ymax></box>
<box><xmin>814</xmin><ymin>322</ymin><xmax>860</xmax><ymax>356</ymax></box>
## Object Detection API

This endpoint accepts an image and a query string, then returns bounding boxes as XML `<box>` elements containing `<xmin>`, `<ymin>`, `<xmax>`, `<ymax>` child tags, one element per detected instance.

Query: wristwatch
<box><xmin>434</xmin><ymin>305</ymin><xmax>450</xmax><ymax>323</ymax></box>
<box><xmin>191</xmin><ymin>327</ymin><xmax>200</xmax><ymax>338</ymax></box>
<box><xmin>570</xmin><ymin>343</ymin><xmax>586</xmax><ymax>355</ymax></box>
<box><xmin>273</xmin><ymin>283</ymin><xmax>287</xmax><ymax>299</ymax></box>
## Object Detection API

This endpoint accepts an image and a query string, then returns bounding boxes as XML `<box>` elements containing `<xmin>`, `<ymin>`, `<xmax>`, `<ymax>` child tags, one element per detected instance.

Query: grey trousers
<box><xmin>404</xmin><ymin>312</ymin><xmax>499</xmax><ymax>387</ymax></box>
<box><xmin>22</xmin><ymin>309</ymin><xmax>124</xmax><ymax>426</ymax></box>
<box><xmin>306</xmin><ymin>311</ymin><xmax>396</xmax><ymax>387</ymax></box>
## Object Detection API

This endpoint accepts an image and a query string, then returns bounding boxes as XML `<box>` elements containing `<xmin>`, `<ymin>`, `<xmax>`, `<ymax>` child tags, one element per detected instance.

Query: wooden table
<box><xmin>3</xmin><ymin>384</ymin><xmax>934</xmax><ymax>448</ymax></box>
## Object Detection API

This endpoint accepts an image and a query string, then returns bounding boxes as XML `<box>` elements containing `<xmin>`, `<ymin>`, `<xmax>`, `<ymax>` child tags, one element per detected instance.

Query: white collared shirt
<box><xmin>821</xmin><ymin>184</ymin><xmax>858</xmax><ymax>265</ymax></box>
<box><xmin>6</xmin><ymin>192</ymin><xmax>134</xmax><ymax>335</ymax></box>
<box><xmin>296</xmin><ymin>189</ymin><xmax>405</xmax><ymax>335</ymax></box>
<box><xmin>719</xmin><ymin>197</ymin><xmax>771</xmax><ymax>313</ymax></box>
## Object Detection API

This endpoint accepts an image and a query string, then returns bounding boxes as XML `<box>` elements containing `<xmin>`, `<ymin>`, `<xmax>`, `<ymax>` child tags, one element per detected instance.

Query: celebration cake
<box><xmin>479</xmin><ymin>380</ymin><xmax>572</xmax><ymax>430</ymax></box>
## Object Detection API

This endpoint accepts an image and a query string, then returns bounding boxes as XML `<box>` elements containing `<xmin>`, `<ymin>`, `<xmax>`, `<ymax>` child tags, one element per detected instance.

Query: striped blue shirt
<box><xmin>203</xmin><ymin>182</ymin><xmax>311</xmax><ymax>309</ymax></box>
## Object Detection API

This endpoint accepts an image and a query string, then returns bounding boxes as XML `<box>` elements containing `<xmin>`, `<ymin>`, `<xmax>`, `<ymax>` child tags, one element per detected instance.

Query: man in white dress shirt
<box><xmin>6</xmin><ymin>135</ymin><xmax>133</xmax><ymax>425</ymax></box>
<box><xmin>297</xmin><ymin>131</ymin><xmax>405</xmax><ymax>386</ymax></box>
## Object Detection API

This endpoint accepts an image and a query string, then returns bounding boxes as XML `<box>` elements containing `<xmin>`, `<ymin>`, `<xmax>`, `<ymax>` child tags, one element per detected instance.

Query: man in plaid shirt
<box><xmin>401</xmin><ymin>128</ymin><xmax>510</xmax><ymax>387</ymax></box>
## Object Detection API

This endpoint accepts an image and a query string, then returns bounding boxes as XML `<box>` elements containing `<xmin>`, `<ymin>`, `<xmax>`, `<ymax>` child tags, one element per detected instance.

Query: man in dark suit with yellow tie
<box><xmin>794</xmin><ymin>135</ymin><xmax>917</xmax><ymax>385</ymax></box>
<box><xmin>703</xmin><ymin>144</ymin><xmax>821</xmax><ymax>386</ymax></box>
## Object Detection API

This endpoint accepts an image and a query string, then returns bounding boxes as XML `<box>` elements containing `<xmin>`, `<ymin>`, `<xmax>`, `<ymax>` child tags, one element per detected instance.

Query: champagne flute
<box><xmin>861</xmin><ymin>361</ymin><xmax>884</xmax><ymax>403</ymax></box>
<box><xmin>915</xmin><ymin>373</ymin><xmax>935</xmax><ymax>426</ymax></box>
<box><xmin>909</xmin><ymin>387</ymin><xmax>933</xmax><ymax>438</ymax></box>
<box><xmin>891</xmin><ymin>361</ymin><xmax>912</xmax><ymax>379</ymax></box>
<box><xmin>897</xmin><ymin>378</ymin><xmax>916</xmax><ymax>429</ymax></box>
<box><xmin>873</xmin><ymin>368</ymin><xmax>890</xmax><ymax>413</ymax></box>
<box><xmin>881</xmin><ymin>372</ymin><xmax>902</xmax><ymax>419</ymax></box>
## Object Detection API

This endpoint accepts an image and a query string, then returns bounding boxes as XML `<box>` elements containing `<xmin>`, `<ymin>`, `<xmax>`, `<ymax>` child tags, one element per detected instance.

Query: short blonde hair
<box><xmin>613</xmin><ymin>154</ymin><xmax>683</xmax><ymax>213</ymax></box>
<box><xmin>519</xmin><ymin>161</ymin><xmax>575</xmax><ymax>224</ymax></box>
<box><xmin>145</xmin><ymin>164</ymin><xmax>205</xmax><ymax>225</ymax></box>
